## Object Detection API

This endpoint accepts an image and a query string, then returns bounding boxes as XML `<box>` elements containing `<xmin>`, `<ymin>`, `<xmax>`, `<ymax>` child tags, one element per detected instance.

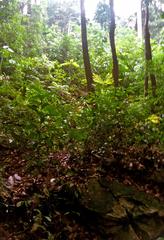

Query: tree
<box><xmin>109</xmin><ymin>0</ymin><xmax>119</xmax><ymax>87</ymax></box>
<box><xmin>23</xmin><ymin>4</ymin><xmax>45</xmax><ymax>57</ymax></box>
<box><xmin>144</xmin><ymin>0</ymin><xmax>157</xmax><ymax>97</ymax></box>
<box><xmin>94</xmin><ymin>1</ymin><xmax>110</xmax><ymax>30</ymax></box>
<box><xmin>0</xmin><ymin>0</ymin><xmax>25</xmax><ymax>53</ymax></box>
<box><xmin>47</xmin><ymin>0</ymin><xmax>80</xmax><ymax>33</ymax></box>
<box><xmin>80</xmin><ymin>0</ymin><xmax>94</xmax><ymax>92</ymax></box>
<box><xmin>148</xmin><ymin>0</ymin><xmax>164</xmax><ymax>39</ymax></box>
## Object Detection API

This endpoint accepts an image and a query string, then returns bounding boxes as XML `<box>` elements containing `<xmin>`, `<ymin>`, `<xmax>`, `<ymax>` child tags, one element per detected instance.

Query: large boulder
<box><xmin>79</xmin><ymin>177</ymin><xmax>164</xmax><ymax>240</ymax></box>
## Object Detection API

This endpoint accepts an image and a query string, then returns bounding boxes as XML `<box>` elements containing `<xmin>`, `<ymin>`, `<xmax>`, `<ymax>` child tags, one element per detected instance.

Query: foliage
<box><xmin>87</xmin><ymin>23</ymin><xmax>111</xmax><ymax>79</ymax></box>
<box><xmin>116</xmin><ymin>27</ymin><xmax>144</xmax><ymax>90</ymax></box>
<box><xmin>1</xmin><ymin>66</ymin><xmax>163</xmax><ymax>154</ymax></box>
<box><xmin>94</xmin><ymin>0</ymin><xmax>110</xmax><ymax>30</ymax></box>
<box><xmin>83</xmin><ymin>88</ymin><xmax>163</xmax><ymax>153</ymax></box>
<box><xmin>0</xmin><ymin>2</ymin><xmax>164</xmax><ymax>239</ymax></box>
<box><xmin>0</xmin><ymin>0</ymin><xmax>46</xmax><ymax>61</ymax></box>
<box><xmin>0</xmin><ymin>76</ymin><xmax>70</xmax><ymax>150</ymax></box>
<box><xmin>0</xmin><ymin>0</ymin><xmax>163</xmax><ymax>166</ymax></box>
<box><xmin>23</xmin><ymin>5</ymin><xmax>46</xmax><ymax>57</ymax></box>
<box><xmin>149</xmin><ymin>0</ymin><xmax>164</xmax><ymax>39</ymax></box>
<box><xmin>47</xmin><ymin>0</ymin><xmax>80</xmax><ymax>32</ymax></box>
<box><xmin>0</xmin><ymin>0</ymin><xmax>25</xmax><ymax>53</ymax></box>
<box><xmin>0</xmin><ymin>10</ymin><xmax>164</xmax><ymax>152</ymax></box>
<box><xmin>44</xmin><ymin>23</ymin><xmax>83</xmax><ymax>63</ymax></box>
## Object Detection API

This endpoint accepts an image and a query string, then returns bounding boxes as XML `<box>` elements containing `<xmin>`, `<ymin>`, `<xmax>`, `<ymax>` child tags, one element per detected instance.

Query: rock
<box><xmin>150</xmin><ymin>169</ymin><xmax>164</xmax><ymax>184</ymax></box>
<box><xmin>78</xmin><ymin>177</ymin><xmax>164</xmax><ymax>240</ymax></box>
<box><xmin>7</xmin><ymin>176</ymin><xmax>14</xmax><ymax>188</ymax></box>
<box><xmin>13</xmin><ymin>173</ymin><xmax>21</xmax><ymax>181</ymax></box>
<box><xmin>0</xmin><ymin>225</ymin><xmax>9</xmax><ymax>240</ymax></box>
<box><xmin>80</xmin><ymin>178</ymin><xmax>114</xmax><ymax>214</ymax></box>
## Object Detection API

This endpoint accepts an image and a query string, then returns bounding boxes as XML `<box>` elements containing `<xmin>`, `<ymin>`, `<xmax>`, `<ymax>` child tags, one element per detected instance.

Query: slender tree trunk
<box><xmin>144</xmin><ymin>0</ymin><xmax>156</xmax><ymax>97</ymax></box>
<box><xmin>27</xmin><ymin>0</ymin><xmax>32</xmax><ymax>15</ymax></box>
<box><xmin>109</xmin><ymin>0</ymin><xmax>119</xmax><ymax>87</ymax></box>
<box><xmin>80</xmin><ymin>0</ymin><xmax>94</xmax><ymax>92</ymax></box>
<box><xmin>144</xmin><ymin>75</ymin><xmax>149</xmax><ymax>97</ymax></box>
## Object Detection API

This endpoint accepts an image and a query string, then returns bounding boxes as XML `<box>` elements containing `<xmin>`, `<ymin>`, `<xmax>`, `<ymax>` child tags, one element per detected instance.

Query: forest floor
<box><xmin>0</xmin><ymin>145</ymin><xmax>163</xmax><ymax>239</ymax></box>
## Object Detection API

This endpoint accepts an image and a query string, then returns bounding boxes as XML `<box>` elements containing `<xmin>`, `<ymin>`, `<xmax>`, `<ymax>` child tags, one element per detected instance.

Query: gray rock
<box><xmin>78</xmin><ymin>177</ymin><xmax>164</xmax><ymax>240</ymax></box>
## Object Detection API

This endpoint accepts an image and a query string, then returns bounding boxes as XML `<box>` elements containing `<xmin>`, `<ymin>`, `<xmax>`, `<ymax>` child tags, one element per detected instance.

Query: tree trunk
<box><xmin>109</xmin><ymin>0</ymin><xmax>119</xmax><ymax>87</ymax></box>
<box><xmin>144</xmin><ymin>0</ymin><xmax>156</xmax><ymax>97</ymax></box>
<box><xmin>80</xmin><ymin>0</ymin><xmax>94</xmax><ymax>92</ymax></box>
<box><xmin>27</xmin><ymin>0</ymin><xmax>32</xmax><ymax>15</ymax></box>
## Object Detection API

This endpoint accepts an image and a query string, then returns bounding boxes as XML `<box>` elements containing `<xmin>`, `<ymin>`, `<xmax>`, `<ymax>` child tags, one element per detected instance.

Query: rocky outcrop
<box><xmin>0</xmin><ymin>177</ymin><xmax>164</xmax><ymax>239</ymax></box>
<box><xmin>78</xmin><ymin>177</ymin><xmax>164</xmax><ymax>240</ymax></box>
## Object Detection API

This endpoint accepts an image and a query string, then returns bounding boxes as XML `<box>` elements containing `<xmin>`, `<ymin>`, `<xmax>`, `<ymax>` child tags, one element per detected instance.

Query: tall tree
<box><xmin>47</xmin><ymin>0</ymin><xmax>80</xmax><ymax>33</ymax></box>
<box><xmin>109</xmin><ymin>0</ymin><xmax>119</xmax><ymax>87</ymax></box>
<box><xmin>144</xmin><ymin>0</ymin><xmax>157</xmax><ymax>97</ymax></box>
<box><xmin>148</xmin><ymin>0</ymin><xmax>164</xmax><ymax>39</ymax></box>
<box><xmin>137</xmin><ymin>0</ymin><xmax>164</xmax><ymax>41</ymax></box>
<box><xmin>94</xmin><ymin>1</ymin><xmax>110</xmax><ymax>30</ymax></box>
<box><xmin>0</xmin><ymin>0</ymin><xmax>25</xmax><ymax>53</ymax></box>
<box><xmin>80</xmin><ymin>0</ymin><xmax>94</xmax><ymax>92</ymax></box>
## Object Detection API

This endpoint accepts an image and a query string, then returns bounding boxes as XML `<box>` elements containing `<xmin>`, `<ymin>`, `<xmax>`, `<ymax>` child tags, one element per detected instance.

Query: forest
<box><xmin>0</xmin><ymin>0</ymin><xmax>164</xmax><ymax>239</ymax></box>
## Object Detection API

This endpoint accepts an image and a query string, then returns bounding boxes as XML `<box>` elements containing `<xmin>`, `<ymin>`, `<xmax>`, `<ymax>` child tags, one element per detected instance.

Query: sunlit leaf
<box><xmin>148</xmin><ymin>114</ymin><xmax>160</xmax><ymax>124</ymax></box>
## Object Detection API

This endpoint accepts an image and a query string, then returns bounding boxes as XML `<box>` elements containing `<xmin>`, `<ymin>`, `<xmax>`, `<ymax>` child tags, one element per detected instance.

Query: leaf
<box><xmin>3</xmin><ymin>45</ymin><xmax>14</xmax><ymax>53</ymax></box>
<box><xmin>9</xmin><ymin>59</ymin><xmax>16</xmax><ymax>64</ymax></box>
<box><xmin>148</xmin><ymin>114</ymin><xmax>160</xmax><ymax>124</ymax></box>
<box><xmin>45</xmin><ymin>216</ymin><xmax>51</xmax><ymax>222</ymax></box>
<box><xmin>16</xmin><ymin>201</ymin><xmax>23</xmax><ymax>208</ymax></box>
<box><xmin>31</xmin><ymin>223</ymin><xmax>40</xmax><ymax>232</ymax></box>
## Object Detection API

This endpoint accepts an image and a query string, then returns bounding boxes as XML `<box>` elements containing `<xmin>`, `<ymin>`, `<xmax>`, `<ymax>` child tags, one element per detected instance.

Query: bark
<box><xmin>144</xmin><ymin>1</ymin><xmax>157</xmax><ymax>97</ymax></box>
<box><xmin>109</xmin><ymin>0</ymin><xmax>119</xmax><ymax>87</ymax></box>
<box><xmin>144</xmin><ymin>75</ymin><xmax>149</xmax><ymax>97</ymax></box>
<box><xmin>80</xmin><ymin>0</ymin><xmax>94</xmax><ymax>92</ymax></box>
<box><xmin>27</xmin><ymin>0</ymin><xmax>32</xmax><ymax>15</ymax></box>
